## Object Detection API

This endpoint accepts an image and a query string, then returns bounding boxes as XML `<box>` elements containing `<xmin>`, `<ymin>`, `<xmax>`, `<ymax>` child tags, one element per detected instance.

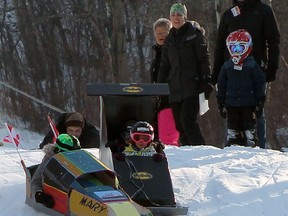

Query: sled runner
<box><xmin>86</xmin><ymin>83</ymin><xmax>188</xmax><ymax>215</ymax></box>
<box><xmin>25</xmin><ymin>150</ymin><xmax>152</xmax><ymax>216</ymax></box>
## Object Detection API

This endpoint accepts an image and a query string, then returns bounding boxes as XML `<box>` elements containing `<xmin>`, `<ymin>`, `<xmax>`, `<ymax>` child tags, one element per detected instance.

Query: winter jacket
<box><xmin>150</xmin><ymin>44</ymin><xmax>162</xmax><ymax>83</ymax></box>
<box><xmin>158</xmin><ymin>21</ymin><xmax>212</xmax><ymax>103</ymax></box>
<box><xmin>212</xmin><ymin>0</ymin><xmax>280</xmax><ymax>84</ymax></box>
<box><xmin>123</xmin><ymin>141</ymin><xmax>165</xmax><ymax>156</ymax></box>
<box><xmin>39</xmin><ymin>113</ymin><xmax>100</xmax><ymax>149</ymax></box>
<box><xmin>217</xmin><ymin>56</ymin><xmax>266</xmax><ymax>107</ymax></box>
<box><xmin>31</xmin><ymin>144</ymin><xmax>56</xmax><ymax>196</ymax></box>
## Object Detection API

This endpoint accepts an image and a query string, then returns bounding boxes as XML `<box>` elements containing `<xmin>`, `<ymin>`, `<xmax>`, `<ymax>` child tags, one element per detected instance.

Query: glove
<box><xmin>113</xmin><ymin>152</ymin><xmax>126</xmax><ymax>161</ymax></box>
<box><xmin>153</xmin><ymin>140</ymin><xmax>165</xmax><ymax>150</ymax></box>
<box><xmin>203</xmin><ymin>83</ymin><xmax>214</xmax><ymax>100</ymax></box>
<box><xmin>35</xmin><ymin>191</ymin><xmax>55</xmax><ymax>208</ymax></box>
<box><xmin>217</xmin><ymin>103</ymin><xmax>227</xmax><ymax>119</ymax></box>
<box><xmin>152</xmin><ymin>153</ymin><xmax>165</xmax><ymax>162</ymax></box>
<box><xmin>265</xmin><ymin>68</ymin><xmax>277</xmax><ymax>83</ymax></box>
<box><xmin>199</xmin><ymin>81</ymin><xmax>214</xmax><ymax>100</ymax></box>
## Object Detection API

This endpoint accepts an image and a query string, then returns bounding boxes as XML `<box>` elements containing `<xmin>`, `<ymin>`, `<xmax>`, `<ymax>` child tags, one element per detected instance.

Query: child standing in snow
<box><xmin>217</xmin><ymin>29</ymin><xmax>266</xmax><ymax>147</ymax></box>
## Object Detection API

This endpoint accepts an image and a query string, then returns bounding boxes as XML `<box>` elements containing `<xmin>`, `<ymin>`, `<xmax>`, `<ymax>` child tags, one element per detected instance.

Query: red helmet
<box><xmin>226</xmin><ymin>29</ymin><xmax>253</xmax><ymax>65</ymax></box>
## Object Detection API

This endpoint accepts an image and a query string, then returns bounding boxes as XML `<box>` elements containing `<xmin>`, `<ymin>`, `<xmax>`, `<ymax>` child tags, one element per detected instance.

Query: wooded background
<box><xmin>0</xmin><ymin>0</ymin><xmax>287</xmax><ymax>149</ymax></box>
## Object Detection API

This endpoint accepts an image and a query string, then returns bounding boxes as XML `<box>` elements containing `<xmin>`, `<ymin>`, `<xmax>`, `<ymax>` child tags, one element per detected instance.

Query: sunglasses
<box><xmin>131</xmin><ymin>133</ymin><xmax>153</xmax><ymax>144</ymax></box>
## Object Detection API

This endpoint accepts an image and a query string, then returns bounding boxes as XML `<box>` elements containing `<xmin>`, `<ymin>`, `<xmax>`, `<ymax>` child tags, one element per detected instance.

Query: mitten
<box><xmin>265</xmin><ymin>68</ymin><xmax>277</xmax><ymax>83</ymax></box>
<box><xmin>113</xmin><ymin>152</ymin><xmax>126</xmax><ymax>161</ymax></box>
<box><xmin>217</xmin><ymin>103</ymin><xmax>227</xmax><ymax>119</ymax></box>
<box><xmin>35</xmin><ymin>191</ymin><xmax>55</xmax><ymax>208</ymax></box>
<box><xmin>152</xmin><ymin>153</ymin><xmax>165</xmax><ymax>162</ymax></box>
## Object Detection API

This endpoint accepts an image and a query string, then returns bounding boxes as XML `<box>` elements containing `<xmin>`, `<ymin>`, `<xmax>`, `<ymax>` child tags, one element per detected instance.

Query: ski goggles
<box><xmin>131</xmin><ymin>133</ymin><xmax>153</xmax><ymax>144</ymax></box>
<box><xmin>227</xmin><ymin>42</ymin><xmax>249</xmax><ymax>54</ymax></box>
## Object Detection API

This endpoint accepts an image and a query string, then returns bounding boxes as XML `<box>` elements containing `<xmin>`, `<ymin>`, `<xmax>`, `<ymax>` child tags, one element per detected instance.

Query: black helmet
<box><xmin>130</xmin><ymin>121</ymin><xmax>154</xmax><ymax>144</ymax></box>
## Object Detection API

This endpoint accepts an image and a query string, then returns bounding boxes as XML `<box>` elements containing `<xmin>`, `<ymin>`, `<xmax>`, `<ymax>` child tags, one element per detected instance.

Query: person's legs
<box><xmin>257</xmin><ymin>82</ymin><xmax>267</xmax><ymax>149</ymax></box>
<box><xmin>227</xmin><ymin>107</ymin><xmax>244</xmax><ymax>146</ymax></box>
<box><xmin>180</xmin><ymin>96</ymin><xmax>205</xmax><ymax>145</ymax></box>
<box><xmin>242</xmin><ymin>107</ymin><xmax>257</xmax><ymax>147</ymax></box>
<box><xmin>170</xmin><ymin>102</ymin><xmax>188</xmax><ymax>145</ymax></box>
<box><xmin>256</xmin><ymin>108</ymin><xmax>266</xmax><ymax>148</ymax></box>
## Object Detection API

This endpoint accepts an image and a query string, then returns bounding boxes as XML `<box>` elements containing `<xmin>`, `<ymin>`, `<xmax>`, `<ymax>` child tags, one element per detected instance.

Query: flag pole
<box><xmin>47</xmin><ymin>115</ymin><xmax>59</xmax><ymax>143</ymax></box>
<box><xmin>4</xmin><ymin>123</ymin><xmax>22</xmax><ymax>159</ymax></box>
<box><xmin>4</xmin><ymin>123</ymin><xmax>27</xmax><ymax>174</ymax></box>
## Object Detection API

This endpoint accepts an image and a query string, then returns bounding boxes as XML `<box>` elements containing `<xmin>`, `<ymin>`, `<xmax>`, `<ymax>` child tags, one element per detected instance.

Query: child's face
<box><xmin>135</xmin><ymin>140</ymin><xmax>149</xmax><ymax>149</ymax></box>
<box><xmin>131</xmin><ymin>133</ymin><xmax>152</xmax><ymax>149</ymax></box>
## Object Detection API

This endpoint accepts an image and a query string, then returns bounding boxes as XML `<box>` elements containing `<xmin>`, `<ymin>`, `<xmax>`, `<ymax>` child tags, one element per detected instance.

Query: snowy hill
<box><xmin>1</xmin><ymin>135</ymin><xmax>288</xmax><ymax>216</ymax></box>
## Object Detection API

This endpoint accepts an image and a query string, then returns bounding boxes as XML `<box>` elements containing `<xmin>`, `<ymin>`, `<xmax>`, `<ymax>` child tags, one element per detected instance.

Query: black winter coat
<box><xmin>158</xmin><ymin>21</ymin><xmax>212</xmax><ymax>102</ymax></box>
<box><xmin>39</xmin><ymin>113</ymin><xmax>100</xmax><ymax>149</ymax></box>
<box><xmin>150</xmin><ymin>44</ymin><xmax>170</xmax><ymax>110</ymax></box>
<box><xmin>217</xmin><ymin>56</ymin><xmax>266</xmax><ymax>107</ymax></box>
<box><xmin>150</xmin><ymin>44</ymin><xmax>162</xmax><ymax>83</ymax></box>
<box><xmin>212</xmin><ymin>0</ymin><xmax>280</xmax><ymax>84</ymax></box>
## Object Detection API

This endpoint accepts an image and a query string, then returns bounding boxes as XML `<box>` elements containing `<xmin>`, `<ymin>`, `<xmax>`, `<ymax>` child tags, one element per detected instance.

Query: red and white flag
<box><xmin>47</xmin><ymin>115</ymin><xmax>59</xmax><ymax>144</ymax></box>
<box><xmin>3</xmin><ymin>123</ymin><xmax>20</xmax><ymax>147</ymax></box>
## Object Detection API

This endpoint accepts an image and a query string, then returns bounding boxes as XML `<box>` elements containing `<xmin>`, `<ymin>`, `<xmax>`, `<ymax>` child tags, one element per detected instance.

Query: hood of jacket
<box><xmin>188</xmin><ymin>20</ymin><xmax>205</xmax><ymax>35</ymax></box>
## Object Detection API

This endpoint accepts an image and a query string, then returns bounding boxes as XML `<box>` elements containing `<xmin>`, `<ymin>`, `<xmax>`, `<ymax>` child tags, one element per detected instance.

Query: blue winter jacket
<box><xmin>217</xmin><ymin>56</ymin><xmax>265</xmax><ymax>107</ymax></box>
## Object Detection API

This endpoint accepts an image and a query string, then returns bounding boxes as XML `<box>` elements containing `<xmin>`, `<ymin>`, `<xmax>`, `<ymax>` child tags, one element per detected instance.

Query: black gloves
<box><xmin>217</xmin><ymin>101</ymin><xmax>227</xmax><ymax>119</ymax></box>
<box><xmin>113</xmin><ymin>152</ymin><xmax>126</xmax><ymax>161</ymax></box>
<box><xmin>203</xmin><ymin>83</ymin><xmax>214</xmax><ymax>100</ymax></box>
<box><xmin>35</xmin><ymin>191</ymin><xmax>55</xmax><ymax>208</ymax></box>
<box><xmin>265</xmin><ymin>68</ymin><xmax>277</xmax><ymax>83</ymax></box>
<box><xmin>199</xmin><ymin>78</ymin><xmax>214</xmax><ymax>100</ymax></box>
<box><xmin>152</xmin><ymin>153</ymin><xmax>165</xmax><ymax>162</ymax></box>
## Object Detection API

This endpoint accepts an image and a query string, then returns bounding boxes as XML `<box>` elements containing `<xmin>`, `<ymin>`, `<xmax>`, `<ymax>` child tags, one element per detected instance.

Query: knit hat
<box><xmin>64</xmin><ymin>112</ymin><xmax>85</xmax><ymax>129</ymax></box>
<box><xmin>170</xmin><ymin>3</ymin><xmax>187</xmax><ymax>18</ymax></box>
<box><xmin>55</xmin><ymin>134</ymin><xmax>81</xmax><ymax>152</ymax></box>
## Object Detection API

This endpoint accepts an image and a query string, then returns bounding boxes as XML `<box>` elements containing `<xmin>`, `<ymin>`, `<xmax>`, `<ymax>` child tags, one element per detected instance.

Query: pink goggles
<box><xmin>131</xmin><ymin>133</ymin><xmax>153</xmax><ymax>144</ymax></box>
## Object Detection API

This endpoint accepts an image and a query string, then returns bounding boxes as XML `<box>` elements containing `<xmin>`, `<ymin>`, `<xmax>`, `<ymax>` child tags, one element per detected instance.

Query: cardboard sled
<box><xmin>86</xmin><ymin>83</ymin><xmax>188</xmax><ymax>215</ymax></box>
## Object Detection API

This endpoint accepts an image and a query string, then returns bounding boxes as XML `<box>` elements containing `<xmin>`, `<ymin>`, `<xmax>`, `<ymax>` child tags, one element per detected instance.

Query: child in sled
<box><xmin>113</xmin><ymin>121</ymin><xmax>165</xmax><ymax>162</ymax></box>
<box><xmin>31</xmin><ymin>134</ymin><xmax>81</xmax><ymax>208</ymax></box>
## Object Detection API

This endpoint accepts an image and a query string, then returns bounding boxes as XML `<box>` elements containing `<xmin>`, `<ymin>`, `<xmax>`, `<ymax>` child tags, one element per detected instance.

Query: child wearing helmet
<box><xmin>114</xmin><ymin>121</ymin><xmax>165</xmax><ymax>162</ymax></box>
<box><xmin>31</xmin><ymin>134</ymin><xmax>81</xmax><ymax>208</ymax></box>
<box><xmin>217</xmin><ymin>29</ymin><xmax>266</xmax><ymax>147</ymax></box>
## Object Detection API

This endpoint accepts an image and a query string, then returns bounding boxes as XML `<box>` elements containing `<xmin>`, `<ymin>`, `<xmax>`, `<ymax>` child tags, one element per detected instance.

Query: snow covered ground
<box><xmin>1</xmin><ymin>126</ymin><xmax>288</xmax><ymax>216</ymax></box>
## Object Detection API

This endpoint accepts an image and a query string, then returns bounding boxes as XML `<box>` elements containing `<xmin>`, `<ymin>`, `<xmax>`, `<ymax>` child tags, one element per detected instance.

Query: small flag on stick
<box><xmin>47</xmin><ymin>115</ymin><xmax>59</xmax><ymax>143</ymax></box>
<box><xmin>3</xmin><ymin>123</ymin><xmax>20</xmax><ymax>147</ymax></box>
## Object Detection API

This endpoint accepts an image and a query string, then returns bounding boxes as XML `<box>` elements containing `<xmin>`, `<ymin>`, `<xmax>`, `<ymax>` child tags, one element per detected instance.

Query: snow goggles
<box><xmin>227</xmin><ymin>43</ymin><xmax>248</xmax><ymax>55</ymax></box>
<box><xmin>131</xmin><ymin>133</ymin><xmax>153</xmax><ymax>144</ymax></box>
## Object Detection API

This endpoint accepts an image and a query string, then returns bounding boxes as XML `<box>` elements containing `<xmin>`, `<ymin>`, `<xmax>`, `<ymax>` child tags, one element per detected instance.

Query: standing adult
<box><xmin>150</xmin><ymin>18</ymin><xmax>179</xmax><ymax>146</ymax></box>
<box><xmin>212</xmin><ymin>0</ymin><xmax>281</xmax><ymax>148</ymax></box>
<box><xmin>157</xmin><ymin>3</ymin><xmax>213</xmax><ymax>146</ymax></box>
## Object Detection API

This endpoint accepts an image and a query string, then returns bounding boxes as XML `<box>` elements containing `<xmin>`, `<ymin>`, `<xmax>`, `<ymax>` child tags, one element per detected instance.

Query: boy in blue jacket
<box><xmin>217</xmin><ymin>29</ymin><xmax>266</xmax><ymax>147</ymax></box>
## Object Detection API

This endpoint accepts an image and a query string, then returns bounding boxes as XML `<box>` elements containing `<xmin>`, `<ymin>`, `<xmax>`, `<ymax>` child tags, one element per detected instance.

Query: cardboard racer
<box><xmin>25</xmin><ymin>134</ymin><xmax>152</xmax><ymax>216</ymax></box>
